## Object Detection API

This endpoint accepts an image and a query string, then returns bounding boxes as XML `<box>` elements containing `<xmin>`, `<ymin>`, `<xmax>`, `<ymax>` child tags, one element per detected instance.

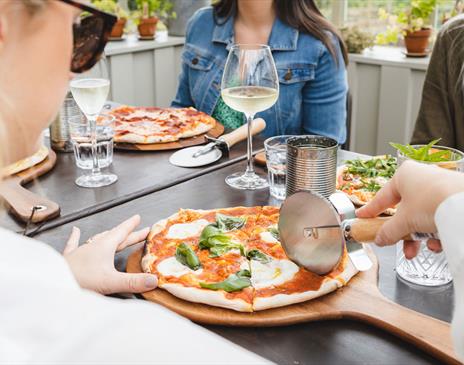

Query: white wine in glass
<box><xmin>70</xmin><ymin>58</ymin><xmax>117</xmax><ymax>188</ymax></box>
<box><xmin>221</xmin><ymin>44</ymin><xmax>279</xmax><ymax>190</ymax></box>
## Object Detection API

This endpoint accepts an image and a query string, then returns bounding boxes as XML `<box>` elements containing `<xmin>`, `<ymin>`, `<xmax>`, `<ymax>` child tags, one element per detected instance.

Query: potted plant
<box><xmin>375</xmin><ymin>0</ymin><xmax>439</xmax><ymax>55</ymax></box>
<box><xmin>340</xmin><ymin>26</ymin><xmax>374</xmax><ymax>54</ymax></box>
<box><xmin>132</xmin><ymin>0</ymin><xmax>175</xmax><ymax>39</ymax></box>
<box><xmin>92</xmin><ymin>0</ymin><xmax>129</xmax><ymax>39</ymax></box>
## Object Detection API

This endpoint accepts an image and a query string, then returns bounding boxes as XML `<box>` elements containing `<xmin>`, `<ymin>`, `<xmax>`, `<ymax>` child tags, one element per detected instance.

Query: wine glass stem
<box><xmin>245</xmin><ymin>113</ymin><xmax>255</xmax><ymax>176</ymax></box>
<box><xmin>88</xmin><ymin>117</ymin><xmax>101</xmax><ymax>176</ymax></box>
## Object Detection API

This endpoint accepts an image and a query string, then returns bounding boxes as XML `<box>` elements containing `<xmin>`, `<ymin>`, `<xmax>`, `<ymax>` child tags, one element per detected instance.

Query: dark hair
<box><xmin>213</xmin><ymin>0</ymin><xmax>348</xmax><ymax>66</ymax></box>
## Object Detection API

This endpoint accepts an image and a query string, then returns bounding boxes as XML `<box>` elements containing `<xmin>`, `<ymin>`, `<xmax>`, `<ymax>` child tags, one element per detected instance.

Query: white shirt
<box><xmin>0</xmin><ymin>227</ymin><xmax>268</xmax><ymax>365</ymax></box>
<box><xmin>1</xmin><ymin>192</ymin><xmax>464</xmax><ymax>364</ymax></box>
<box><xmin>436</xmin><ymin>192</ymin><xmax>464</xmax><ymax>361</ymax></box>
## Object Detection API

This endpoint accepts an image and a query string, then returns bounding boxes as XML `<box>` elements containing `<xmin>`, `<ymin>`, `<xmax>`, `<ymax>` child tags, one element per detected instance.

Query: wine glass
<box><xmin>221</xmin><ymin>44</ymin><xmax>279</xmax><ymax>190</ymax></box>
<box><xmin>70</xmin><ymin>56</ymin><xmax>117</xmax><ymax>188</ymax></box>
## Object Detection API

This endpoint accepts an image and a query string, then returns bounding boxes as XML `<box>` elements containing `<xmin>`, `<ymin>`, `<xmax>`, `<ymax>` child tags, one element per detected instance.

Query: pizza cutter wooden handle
<box><xmin>347</xmin><ymin>217</ymin><xmax>413</xmax><ymax>242</ymax></box>
<box><xmin>221</xmin><ymin>118</ymin><xmax>266</xmax><ymax>148</ymax></box>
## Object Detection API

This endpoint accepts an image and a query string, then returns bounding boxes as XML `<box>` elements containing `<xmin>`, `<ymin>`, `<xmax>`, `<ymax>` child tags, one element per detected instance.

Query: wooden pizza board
<box><xmin>0</xmin><ymin>149</ymin><xmax>60</xmax><ymax>223</ymax></box>
<box><xmin>254</xmin><ymin>151</ymin><xmax>266</xmax><ymax>167</ymax></box>
<box><xmin>127</xmin><ymin>246</ymin><xmax>459</xmax><ymax>364</ymax></box>
<box><xmin>114</xmin><ymin>122</ymin><xmax>225</xmax><ymax>151</ymax></box>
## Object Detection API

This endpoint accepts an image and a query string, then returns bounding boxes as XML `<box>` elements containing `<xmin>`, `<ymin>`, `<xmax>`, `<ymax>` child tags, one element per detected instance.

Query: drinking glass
<box><xmin>221</xmin><ymin>44</ymin><xmax>279</xmax><ymax>190</ymax></box>
<box><xmin>70</xmin><ymin>57</ymin><xmax>117</xmax><ymax>188</ymax></box>
<box><xmin>69</xmin><ymin>114</ymin><xmax>115</xmax><ymax>171</ymax></box>
<box><xmin>264</xmin><ymin>135</ymin><xmax>293</xmax><ymax>200</ymax></box>
<box><xmin>396</xmin><ymin>145</ymin><xmax>464</xmax><ymax>286</ymax></box>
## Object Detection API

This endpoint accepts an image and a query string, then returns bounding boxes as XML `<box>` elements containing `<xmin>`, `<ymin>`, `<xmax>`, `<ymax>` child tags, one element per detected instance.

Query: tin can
<box><xmin>49</xmin><ymin>92</ymin><xmax>82</xmax><ymax>152</ymax></box>
<box><xmin>286</xmin><ymin>135</ymin><xmax>338</xmax><ymax>198</ymax></box>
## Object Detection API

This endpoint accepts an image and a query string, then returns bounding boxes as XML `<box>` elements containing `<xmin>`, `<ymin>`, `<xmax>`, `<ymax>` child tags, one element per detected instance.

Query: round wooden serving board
<box><xmin>127</xmin><ymin>246</ymin><xmax>459</xmax><ymax>364</ymax></box>
<box><xmin>114</xmin><ymin>122</ymin><xmax>225</xmax><ymax>151</ymax></box>
<box><xmin>0</xmin><ymin>149</ymin><xmax>60</xmax><ymax>223</ymax></box>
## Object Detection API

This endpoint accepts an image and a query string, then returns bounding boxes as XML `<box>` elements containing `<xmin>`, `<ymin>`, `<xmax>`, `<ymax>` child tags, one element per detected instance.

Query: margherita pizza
<box><xmin>108</xmin><ymin>106</ymin><xmax>216</xmax><ymax>144</ymax></box>
<box><xmin>337</xmin><ymin>155</ymin><xmax>397</xmax><ymax>215</ymax></box>
<box><xmin>142</xmin><ymin>206</ymin><xmax>358</xmax><ymax>312</ymax></box>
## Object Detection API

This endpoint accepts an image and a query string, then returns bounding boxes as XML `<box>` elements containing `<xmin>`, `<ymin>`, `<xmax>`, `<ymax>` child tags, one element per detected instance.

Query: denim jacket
<box><xmin>171</xmin><ymin>7</ymin><xmax>348</xmax><ymax>143</ymax></box>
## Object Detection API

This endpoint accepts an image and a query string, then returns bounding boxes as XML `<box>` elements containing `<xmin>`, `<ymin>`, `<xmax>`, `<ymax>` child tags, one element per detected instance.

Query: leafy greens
<box><xmin>246</xmin><ymin>249</ymin><xmax>272</xmax><ymax>264</ymax></box>
<box><xmin>390</xmin><ymin>139</ymin><xmax>454</xmax><ymax>163</ymax></box>
<box><xmin>199</xmin><ymin>270</ymin><xmax>252</xmax><ymax>292</ymax></box>
<box><xmin>175</xmin><ymin>243</ymin><xmax>201</xmax><ymax>270</ymax></box>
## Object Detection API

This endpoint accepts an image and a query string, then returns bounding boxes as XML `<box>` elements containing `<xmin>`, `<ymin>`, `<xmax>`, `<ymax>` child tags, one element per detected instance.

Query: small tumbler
<box><xmin>286</xmin><ymin>135</ymin><xmax>338</xmax><ymax>198</ymax></box>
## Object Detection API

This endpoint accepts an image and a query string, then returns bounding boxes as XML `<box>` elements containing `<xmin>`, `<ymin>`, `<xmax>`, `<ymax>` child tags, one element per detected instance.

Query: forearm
<box><xmin>435</xmin><ymin>192</ymin><xmax>464</xmax><ymax>360</ymax></box>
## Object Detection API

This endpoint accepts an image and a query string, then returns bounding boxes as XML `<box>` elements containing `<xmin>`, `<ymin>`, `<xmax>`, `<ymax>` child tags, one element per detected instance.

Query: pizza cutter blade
<box><xmin>169</xmin><ymin>146</ymin><xmax>223</xmax><ymax>167</ymax></box>
<box><xmin>169</xmin><ymin>118</ymin><xmax>266</xmax><ymax>168</ymax></box>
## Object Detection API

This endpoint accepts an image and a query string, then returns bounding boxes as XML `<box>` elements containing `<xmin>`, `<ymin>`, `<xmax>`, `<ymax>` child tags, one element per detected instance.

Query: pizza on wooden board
<box><xmin>141</xmin><ymin>206</ymin><xmax>358</xmax><ymax>312</ymax></box>
<box><xmin>337</xmin><ymin>155</ymin><xmax>397</xmax><ymax>215</ymax></box>
<box><xmin>108</xmin><ymin>106</ymin><xmax>217</xmax><ymax>144</ymax></box>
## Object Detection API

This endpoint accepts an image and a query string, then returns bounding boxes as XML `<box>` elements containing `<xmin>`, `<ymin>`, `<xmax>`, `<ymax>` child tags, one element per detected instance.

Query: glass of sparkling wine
<box><xmin>221</xmin><ymin>44</ymin><xmax>279</xmax><ymax>190</ymax></box>
<box><xmin>70</xmin><ymin>59</ymin><xmax>117</xmax><ymax>188</ymax></box>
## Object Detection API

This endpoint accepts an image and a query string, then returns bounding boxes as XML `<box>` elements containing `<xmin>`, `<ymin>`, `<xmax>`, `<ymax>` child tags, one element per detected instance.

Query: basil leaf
<box><xmin>390</xmin><ymin>139</ymin><xmax>452</xmax><ymax>163</ymax></box>
<box><xmin>268</xmin><ymin>227</ymin><xmax>280</xmax><ymax>240</ymax></box>
<box><xmin>199</xmin><ymin>224</ymin><xmax>224</xmax><ymax>246</ymax></box>
<box><xmin>175</xmin><ymin>243</ymin><xmax>201</xmax><ymax>270</ymax></box>
<box><xmin>215</xmin><ymin>213</ymin><xmax>246</xmax><ymax>232</ymax></box>
<box><xmin>200</xmin><ymin>270</ymin><xmax>252</xmax><ymax>292</ymax></box>
<box><xmin>246</xmin><ymin>249</ymin><xmax>271</xmax><ymax>263</ymax></box>
<box><xmin>199</xmin><ymin>223</ymin><xmax>244</xmax><ymax>257</ymax></box>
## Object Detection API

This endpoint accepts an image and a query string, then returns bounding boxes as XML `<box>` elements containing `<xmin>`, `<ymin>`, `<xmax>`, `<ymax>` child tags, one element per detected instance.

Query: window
<box><xmin>316</xmin><ymin>0</ymin><xmax>458</xmax><ymax>35</ymax></box>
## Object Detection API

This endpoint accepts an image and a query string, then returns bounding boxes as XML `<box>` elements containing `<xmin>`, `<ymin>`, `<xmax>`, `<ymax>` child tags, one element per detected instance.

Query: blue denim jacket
<box><xmin>171</xmin><ymin>7</ymin><xmax>348</xmax><ymax>143</ymax></box>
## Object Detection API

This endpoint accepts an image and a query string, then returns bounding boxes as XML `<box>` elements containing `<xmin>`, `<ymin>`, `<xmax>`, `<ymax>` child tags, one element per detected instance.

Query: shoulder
<box><xmin>296</xmin><ymin>30</ymin><xmax>342</xmax><ymax>63</ymax></box>
<box><xmin>440</xmin><ymin>15</ymin><xmax>464</xmax><ymax>38</ymax></box>
<box><xmin>186</xmin><ymin>6</ymin><xmax>215</xmax><ymax>36</ymax></box>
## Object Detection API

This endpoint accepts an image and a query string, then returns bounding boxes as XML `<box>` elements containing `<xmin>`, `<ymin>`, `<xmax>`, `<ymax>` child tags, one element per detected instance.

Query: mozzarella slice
<box><xmin>157</xmin><ymin>257</ymin><xmax>203</xmax><ymax>278</ymax></box>
<box><xmin>250</xmin><ymin>259</ymin><xmax>299</xmax><ymax>289</ymax></box>
<box><xmin>260</xmin><ymin>231</ymin><xmax>279</xmax><ymax>244</ymax></box>
<box><xmin>166</xmin><ymin>219</ymin><xmax>210</xmax><ymax>239</ymax></box>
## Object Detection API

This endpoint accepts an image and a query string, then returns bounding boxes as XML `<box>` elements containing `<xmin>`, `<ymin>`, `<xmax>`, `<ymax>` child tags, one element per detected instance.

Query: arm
<box><xmin>301</xmin><ymin>40</ymin><xmax>347</xmax><ymax>144</ymax></box>
<box><xmin>411</xmin><ymin>24</ymin><xmax>455</xmax><ymax>146</ymax></box>
<box><xmin>435</xmin><ymin>193</ymin><xmax>464</xmax><ymax>360</ymax></box>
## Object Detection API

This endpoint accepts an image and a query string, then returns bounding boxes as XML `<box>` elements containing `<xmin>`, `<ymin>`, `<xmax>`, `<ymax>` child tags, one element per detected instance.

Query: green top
<box><xmin>211</xmin><ymin>96</ymin><xmax>245</xmax><ymax>130</ymax></box>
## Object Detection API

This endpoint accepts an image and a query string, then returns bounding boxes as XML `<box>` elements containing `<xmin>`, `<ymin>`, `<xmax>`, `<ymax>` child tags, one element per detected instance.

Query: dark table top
<box><xmin>0</xmin><ymin>137</ymin><xmax>262</xmax><ymax>235</ymax></box>
<box><xmin>35</xmin><ymin>151</ymin><xmax>453</xmax><ymax>365</ymax></box>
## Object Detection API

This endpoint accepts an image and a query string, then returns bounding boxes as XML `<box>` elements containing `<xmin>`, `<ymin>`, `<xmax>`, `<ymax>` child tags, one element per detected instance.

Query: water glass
<box><xmin>69</xmin><ymin>114</ymin><xmax>115</xmax><ymax>172</ymax></box>
<box><xmin>396</xmin><ymin>145</ymin><xmax>464</xmax><ymax>286</ymax></box>
<box><xmin>264</xmin><ymin>135</ymin><xmax>293</xmax><ymax>200</ymax></box>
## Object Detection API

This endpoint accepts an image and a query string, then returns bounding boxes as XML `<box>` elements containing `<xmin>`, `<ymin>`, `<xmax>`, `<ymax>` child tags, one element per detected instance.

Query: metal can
<box><xmin>49</xmin><ymin>92</ymin><xmax>82</xmax><ymax>152</ymax></box>
<box><xmin>286</xmin><ymin>135</ymin><xmax>338</xmax><ymax>199</ymax></box>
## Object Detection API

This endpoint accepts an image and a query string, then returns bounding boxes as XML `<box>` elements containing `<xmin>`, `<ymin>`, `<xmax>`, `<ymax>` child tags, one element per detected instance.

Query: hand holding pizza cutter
<box><xmin>169</xmin><ymin>118</ymin><xmax>266</xmax><ymax>167</ymax></box>
<box><xmin>278</xmin><ymin>191</ymin><xmax>436</xmax><ymax>275</ymax></box>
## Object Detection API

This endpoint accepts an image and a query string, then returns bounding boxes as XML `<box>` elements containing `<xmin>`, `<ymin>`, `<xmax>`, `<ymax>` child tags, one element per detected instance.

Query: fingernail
<box><xmin>145</xmin><ymin>275</ymin><xmax>157</xmax><ymax>288</ymax></box>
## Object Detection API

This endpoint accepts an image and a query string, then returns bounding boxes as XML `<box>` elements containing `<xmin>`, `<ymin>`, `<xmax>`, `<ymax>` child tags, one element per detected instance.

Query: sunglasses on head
<box><xmin>61</xmin><ymin>0</ymin><xmax>117</xmax><ymax>73</ymax></box>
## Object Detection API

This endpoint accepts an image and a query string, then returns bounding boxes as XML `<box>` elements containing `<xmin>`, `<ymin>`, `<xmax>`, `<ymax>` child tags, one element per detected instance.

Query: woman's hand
<box><xmin>356</xmin><ymin>160</ymin><xmax>464</xmax><ymax>259</ymax></box>
<box><xmin>63</xmin><ymin>215</ymin><xmax>158</xmax><ymax>295</ymax></box>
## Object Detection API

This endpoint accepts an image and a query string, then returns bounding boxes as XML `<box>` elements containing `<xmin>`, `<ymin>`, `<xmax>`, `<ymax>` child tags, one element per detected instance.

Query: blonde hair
<box><xmin>0</xmin><ymin>0</ymin><xmax>47</xmax><ymax>178</ymax></box>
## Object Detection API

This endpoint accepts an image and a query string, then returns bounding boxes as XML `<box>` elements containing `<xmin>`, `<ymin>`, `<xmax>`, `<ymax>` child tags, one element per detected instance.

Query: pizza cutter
<box><xmin>278</xmin><ymin>191</ymin><xmax>431</xmax><ymax>275</ymax></box>
<box><xmin>169</xmin><ymin>118</ymin><xmax>266</xmax><ymax>168</ymax></box>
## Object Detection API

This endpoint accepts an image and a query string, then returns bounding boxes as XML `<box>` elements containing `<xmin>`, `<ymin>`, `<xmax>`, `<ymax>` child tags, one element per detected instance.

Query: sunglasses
<box><xmin>61</xmin><ymin>0</ymin><xmax>117</xmax><ymax>73</ymax></box>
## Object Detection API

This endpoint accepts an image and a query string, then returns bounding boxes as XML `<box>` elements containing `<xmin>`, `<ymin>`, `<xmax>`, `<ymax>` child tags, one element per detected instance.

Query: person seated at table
<box><xmin>171</xmin><ymin>0</ymin><xmax>348</xmax><ymax>143</ymax></box>
<box><xmin>357</xmin><ymin>161</ymin><xmax>464</xmax><ymax>360</ymax></box>
<box><xmin>411</xmin><ymin>15</ymin><xmax>464</xmax><ymax>151</ymax></box>
<box><xmin>0</xmin><ymin>1</ymin><xmax>266</xmax><ymax>363</ymax></box>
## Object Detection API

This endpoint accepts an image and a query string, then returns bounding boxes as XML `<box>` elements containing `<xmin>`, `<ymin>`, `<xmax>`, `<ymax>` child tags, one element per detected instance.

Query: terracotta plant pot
<box><xmin>138</xmin><ymin>17</ymin><xmax>158</xmax><ymax>38</ymax></box>
<box><xmin>110</xmin><ymin>18</ymin><xmax>126</xmax><ymax>39</ymax></box>
<box><xmin>404</xmin><ymin>28</ymin><xmax>432</xmax><ymax>54</ymax></box>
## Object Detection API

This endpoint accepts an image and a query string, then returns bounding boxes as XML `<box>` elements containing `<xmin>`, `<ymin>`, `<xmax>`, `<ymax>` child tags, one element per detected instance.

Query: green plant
<box><xmin>92</xmin><ymin>0</ymin><xmax>128</xmax><ymax>18</ymax></box>
<box><xmin>375</xmin><ymin>0</ymin><xmax>440</xmax><ymax>45</ymax></box>
<box><xmin>390</xmin><ymin>139</ymin><xmax>456</xmax><ymax>162</ymax></box>
<box><xmin>132</xmin><ymin>0</ymin><xmax>176</xmax><ymax>20</ymax></box>
<box><xmin>340</xmin><ymin>26</ymin><xmax>374</xmax><ymax>54</ymax></box>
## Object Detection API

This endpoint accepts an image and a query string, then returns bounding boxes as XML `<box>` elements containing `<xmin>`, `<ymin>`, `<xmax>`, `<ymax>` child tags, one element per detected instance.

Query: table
<box><xmin>0</xmin><ymin>138</ymin><xmax>260</xmax><ymax>235</ymax></box>
<box><xmin>35</xmin><ymin>152</ymin><xmax>453</xmax><ymax>365</ymax></box>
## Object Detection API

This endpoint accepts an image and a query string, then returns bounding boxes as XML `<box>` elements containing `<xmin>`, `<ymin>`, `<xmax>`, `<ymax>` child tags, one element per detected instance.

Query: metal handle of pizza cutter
<box><xmin>193</xmin><ymin>118</ymin><xmax>266</xmax><ymax>158</ymax></box>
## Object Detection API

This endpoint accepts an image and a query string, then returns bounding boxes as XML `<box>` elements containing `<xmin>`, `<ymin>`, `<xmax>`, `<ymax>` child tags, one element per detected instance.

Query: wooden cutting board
<box><xmin>115</xmin><ymin>122</ymin><xmax>225</xmax><ymax>151</ymax></box>
<box><xmin>127</xmin><ymin>246</ymin><xmax>460</xmax><ymax>365</ymax></box>
<box><xmin>0</xmin><ymin>149</ymin><xmax>60</xmax><ymax>223</ymax></box>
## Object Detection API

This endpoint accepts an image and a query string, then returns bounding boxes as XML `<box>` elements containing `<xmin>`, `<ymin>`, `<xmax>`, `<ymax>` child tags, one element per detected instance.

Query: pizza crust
<box><xmin>253</xmin><ymin>259</ymin><xmax>358</xmax><ymax>311</ymax></box>
<box><xmin>162</xmin><ymin>283</ymin><xmax>253</xmax><ymax>312</ymax></box>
